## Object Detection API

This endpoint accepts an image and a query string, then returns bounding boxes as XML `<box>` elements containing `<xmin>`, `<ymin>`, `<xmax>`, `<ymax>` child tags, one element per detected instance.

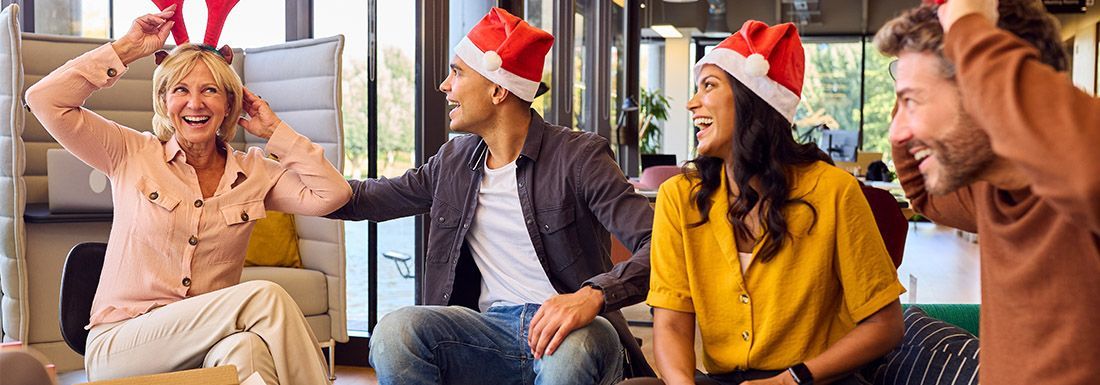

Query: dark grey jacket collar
<box><xmin>466</xmin><ymin>110</ymin><xmax>546</xmax><ymax>171</ymax></box>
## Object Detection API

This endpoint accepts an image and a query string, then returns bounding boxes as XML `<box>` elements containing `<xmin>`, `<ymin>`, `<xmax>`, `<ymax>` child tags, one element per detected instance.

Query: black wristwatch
<box><xmin>788</xmin><ymin>363</ymin><xmax>814</xmax><ymax>385</ymax></box>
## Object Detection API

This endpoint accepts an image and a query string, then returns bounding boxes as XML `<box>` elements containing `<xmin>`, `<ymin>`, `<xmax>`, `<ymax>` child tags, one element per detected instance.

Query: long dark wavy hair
<box><xmin>685</xmin><ymin>74</ymin><xmax>832</xmax><ymax>263</ymax></box>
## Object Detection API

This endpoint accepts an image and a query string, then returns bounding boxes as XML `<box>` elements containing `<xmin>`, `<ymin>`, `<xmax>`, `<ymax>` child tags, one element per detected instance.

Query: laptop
<box><xmin>640</xmin><ymin>154</ymin><xmax>677</xmax><ymax>171</ymax></box>
<box><xmin>47</xmin><ymin>149</ymin><xmax>113</xmax><ymax>213</ymax></box>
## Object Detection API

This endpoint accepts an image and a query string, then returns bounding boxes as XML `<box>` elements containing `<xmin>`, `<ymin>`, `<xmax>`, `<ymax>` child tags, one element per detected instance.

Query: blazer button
<box><xmin>106</xmin><ymin>68</ymin><xmax>117</xmax><ymax>77</ymax></box>
<box><xmin>194</xmin><ymin>199</ymin><xmax>203</xmax><ymax>208</ymax></box>
<box><xmin>240</xmin><ymin>212</ymin><xmax>249</xmax><ymax>221</ymax></box>
<box><xmin>182</xmin><ymin>277</ymin><xmax>191</xmax><ymax>287</ymax></box>
<box><xmin>188</xmin><ymin>235</ymin><xmax>198</xmax><ymax>246</ymax></box>
<box><xmin>149</xmin><ymin>192</ymin><xmax>159</xmax><ymax>200</ymax></box>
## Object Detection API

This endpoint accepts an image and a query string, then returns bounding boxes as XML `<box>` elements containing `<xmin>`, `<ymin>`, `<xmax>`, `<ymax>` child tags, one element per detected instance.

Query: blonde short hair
<box><xmin>151</xmin><ymin>44</ymin><xmax>243</xmax><ymax>143</ymax></box>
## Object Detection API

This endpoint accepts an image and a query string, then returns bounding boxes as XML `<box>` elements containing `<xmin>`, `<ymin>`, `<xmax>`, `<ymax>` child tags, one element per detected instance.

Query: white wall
<box><xmin>662</xmin><ymin>36</ymin><xmax>693</xmax><ymax>164</ymax></box>
<box><xmin>1072</xmin><ymin>23</ymin><xmax>1097</xmax><ymax>94</ymax></box>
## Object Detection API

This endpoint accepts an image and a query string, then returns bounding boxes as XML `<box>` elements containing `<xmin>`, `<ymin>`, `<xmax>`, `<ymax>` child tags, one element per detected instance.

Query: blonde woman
<box><xmin>25</xmin><ymin>6</ymin><xmax>350</xmax><ymax>385</ymax></box>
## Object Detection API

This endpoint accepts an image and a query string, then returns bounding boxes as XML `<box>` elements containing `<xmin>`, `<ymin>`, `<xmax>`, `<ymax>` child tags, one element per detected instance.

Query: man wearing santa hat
<box><xmin>326</xmin><ymin>7</ymin><xmax>654</xmax><ymax>384</ymax></box>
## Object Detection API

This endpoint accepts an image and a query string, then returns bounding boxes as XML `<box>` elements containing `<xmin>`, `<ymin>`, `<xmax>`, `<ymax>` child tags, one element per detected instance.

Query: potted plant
<box><xmin>639</xmin><ymin>87</ymin><xmax>671</xmax><ymax>154</ymax></box>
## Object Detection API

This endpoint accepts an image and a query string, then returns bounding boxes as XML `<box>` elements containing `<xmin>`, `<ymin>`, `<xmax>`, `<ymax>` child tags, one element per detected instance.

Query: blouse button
<box><xmin>188</xmin><ymin>235</ymin><xmax>198</xmax><ymax>246</ymax></box>
<box><xmin>194</xmin><ymin>200</ymin><xmax>203</xmax><ymax>208</ymax></box>
<box><xmin>742</xmin><ymin>331</ymin><xmax>751</xmax><ymax>341</ymax></box>
<box><xmin>182</xmin><ymin>277</ymin><xmax>191</xmax><ymax>287</ymax></box>
<box><xmin>149</xmin><ymin>192</ymin><xmax>159</xmax><ymax>200</ymax></box>
<box><xmin>740</xmin><ymin>294</ymin><xmax>750</xmax><ymax>304</ymax></box>
<box><xmin>240</xmin><ymin>212</ymin><xmax>250</xmax><ymax>222</ymax></box>
<box><xmin>106</xmin><ymin>68</ymin><xmax>117</xmax><ymax>77</ymax></box>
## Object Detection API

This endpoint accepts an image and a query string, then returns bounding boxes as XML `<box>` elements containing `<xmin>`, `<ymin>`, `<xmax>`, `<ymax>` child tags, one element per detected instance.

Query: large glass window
<box><xmin>610</xmin><ymin>1</ymin><xmax>625</xmax><ymax>145</ymax></box>
<box><xmin>526</xmin><ymin>0</ymin><xmax>554</xmax><ymax>119</ymax></box>
<box><xmin>316</xmin><ymin>1</ymin><xmax>417</xmax><ymax>334</ymax></box>
<box><xmin>573</xmin><ymin>0</ymin><xmax>590</xmax><ymax>130</ymax></box>
<box><xmin>862</xmin><ymin>38</ymin><xmax>897</xmax><ymax>162</ymax></box>
<box><xmin>113</xmin><ymin>0</ymin><xmax>285</xmax><ymax>47</ymax></box>
<box><xmin>35</xmin><ymin>0</ymin><xmax>109</xmax><ymax>38</ymax></box>
<box><xmin>795</xmin><ymin>40</ymin><xmax>863</xmax><ymax>141</ymax></box>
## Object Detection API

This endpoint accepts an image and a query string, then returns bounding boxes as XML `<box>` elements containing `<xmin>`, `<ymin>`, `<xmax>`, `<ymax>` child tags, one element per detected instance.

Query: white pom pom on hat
<box><xmin>483</xmin><ymin>50</ymin><xmax>503</xmax><ymax>71</ymax></box>
<box><xmin>745</xmin><ymin>53</ymin><xmax>770</xmax><ymax>77</ymax></box>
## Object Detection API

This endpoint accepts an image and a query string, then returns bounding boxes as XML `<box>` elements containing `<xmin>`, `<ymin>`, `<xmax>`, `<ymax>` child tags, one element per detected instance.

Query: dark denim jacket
<box><xmin>327</xmin><ymin>112</ymin><xmax>654</xmax><ymax>376</ymax></box>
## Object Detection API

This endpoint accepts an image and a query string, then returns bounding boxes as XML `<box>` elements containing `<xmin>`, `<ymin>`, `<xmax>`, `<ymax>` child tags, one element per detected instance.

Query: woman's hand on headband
<box><xmin>238</xmin><ymin>88</ymin><xmax>282</xmax><ymax>140</ymax></box>
<box><xmin>112</xmin><ymin>5</ymin><xmax>176</xmax><ymax>66</ymax></box>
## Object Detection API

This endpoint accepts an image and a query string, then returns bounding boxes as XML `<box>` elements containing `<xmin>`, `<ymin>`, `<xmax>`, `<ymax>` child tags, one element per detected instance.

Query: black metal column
<box><xmin>366</xmin><ymin>0</ymin><xmax>379</xmax><ymax>332</ymax></box>
<box><xmin>416</xmin><ymin>0</ymin><xmax>450</xmax><ymax>305</ymax></box>
<box><xmin>591</xmin><ymin>0</ymin><xmax>611</xmax><ymax>138</ymax></box>
<box><xmin>498</xmin><ymin>0</ymin><xmax>524</xmax><ymax>15</ymax></box>
<box><xmin>620</xmin><ymin>0</ymin><xmax>641</xmax><ymax>177</ymax></box>
<box><xmin>550</xmin><ymin>0</ymin><xmax>575</xmax><ymax>127</ymax></box>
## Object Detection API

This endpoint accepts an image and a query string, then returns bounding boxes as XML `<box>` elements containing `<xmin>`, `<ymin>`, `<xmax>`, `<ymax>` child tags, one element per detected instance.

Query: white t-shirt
<box><xmin>466</xmin><ymin>157</ymin><xmax>559</xmax><ymax>311</ymax></box>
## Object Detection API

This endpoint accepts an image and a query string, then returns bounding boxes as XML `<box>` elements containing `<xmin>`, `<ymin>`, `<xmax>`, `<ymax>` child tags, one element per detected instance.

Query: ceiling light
<box><xmin>651</xmin><ymin>24</ymin><xmax>683</xmax><ymax>38</ymax></box>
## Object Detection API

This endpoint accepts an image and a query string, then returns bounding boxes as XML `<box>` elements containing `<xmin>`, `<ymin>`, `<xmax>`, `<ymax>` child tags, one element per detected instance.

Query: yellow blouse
<box><xmin>648</xmin><ymin>161</ymin><xmax>905</xmax><ymax>373</ymax></box>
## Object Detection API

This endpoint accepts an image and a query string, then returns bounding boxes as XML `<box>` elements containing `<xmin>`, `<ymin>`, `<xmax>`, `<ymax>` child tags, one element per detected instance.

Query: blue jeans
<box><xmin>369</xmin><ymin>304</ymin><xmax>624</xmax><ymax>385</ymax></box>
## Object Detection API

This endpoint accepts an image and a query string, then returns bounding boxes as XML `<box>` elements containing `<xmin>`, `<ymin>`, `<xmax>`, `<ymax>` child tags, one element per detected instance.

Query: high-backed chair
<box><xmin>861</xmin><ymin>184</ymin><xmax>907</xmax><ymax>268</ymax></box>
<box><xmin>0</xmin><ymin>4</ymin><xmax>348</xmax><ymax>375</ymax></box>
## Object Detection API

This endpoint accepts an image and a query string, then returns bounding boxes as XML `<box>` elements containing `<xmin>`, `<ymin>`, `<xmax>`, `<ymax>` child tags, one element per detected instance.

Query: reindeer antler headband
<box><xmin>151</xmin><ymin>0</ymin><xmax>240</xmax><ymax>65</ymax></box>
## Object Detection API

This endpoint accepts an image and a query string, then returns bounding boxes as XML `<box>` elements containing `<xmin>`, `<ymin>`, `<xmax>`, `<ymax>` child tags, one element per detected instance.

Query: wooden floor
<box><xmin>333</xmin><ymin>366</ymin><xmax>377</xmax><ymax>385</ymax></box>
<box><xmin>59</xmin><ymin>223</ymin><xmax>979</xmax><ymax>385</ymax></box>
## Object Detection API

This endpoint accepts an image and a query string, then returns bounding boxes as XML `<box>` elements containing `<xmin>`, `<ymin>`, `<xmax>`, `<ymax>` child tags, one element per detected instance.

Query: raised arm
<box><xmin>944</xmin><ymin>13</ymin><xmax>1100</xmax><ymax>233</ymax></box>
<box><xmin>24</xmin><ymin>6</ymin><xmax>177</xmax><ymax>176</ymax></box>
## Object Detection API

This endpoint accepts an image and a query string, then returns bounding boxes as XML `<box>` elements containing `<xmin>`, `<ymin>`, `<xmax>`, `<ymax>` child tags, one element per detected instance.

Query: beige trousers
<box><xmin>85</xmin><ymin>280</ymin><xmax>330</xmax><ymax>385</ymax></box>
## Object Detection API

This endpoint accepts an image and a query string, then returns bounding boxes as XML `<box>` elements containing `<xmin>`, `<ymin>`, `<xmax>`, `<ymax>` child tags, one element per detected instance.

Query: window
<box><xmin>795</xmin><ymin>40</ymin><xmax>863</xmax><ymax>141</ymax></box>
<box><xmin>862</xmin><ymin>37</ymin><xmax>898</xmax><ymax>162</ymax></box>
<box><xmin>573</xmin><ymin>0</ymin><xmax>590</xmax><ymax>130</ymax></box>
<box><xmin>35</xmin><ymin>0</ymin><xmax>109</xmax><ymax>38</ymax></box>
<box><xmin>112</xmin><ymin>0</ymin><xmax>285</xmax><ymax>47</ymax></box>
<box><xmin>610</xmin><ymin>2</ymin><xmax>624</xmax><ymax>138</ymax></box>
<box><xmin>316</xmin><ymin>0</ymin><xmax>417</xmax><ymax>334</ymax></box>
<box><xmin>526</xmin><ymin>0</ymin><xmax>554</xmax><ymax>119</ymax></box>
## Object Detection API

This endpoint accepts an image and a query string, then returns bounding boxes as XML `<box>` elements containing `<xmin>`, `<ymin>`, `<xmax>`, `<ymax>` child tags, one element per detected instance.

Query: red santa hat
<box><xmin>454</xmin><ymin>8</ymin><xmax>554</xmax><ymax>102</ymax></box>
<box><xmin>694</xmin><ymin>20</ymin><xmax>805</xmax><ymax>123</ymax></box>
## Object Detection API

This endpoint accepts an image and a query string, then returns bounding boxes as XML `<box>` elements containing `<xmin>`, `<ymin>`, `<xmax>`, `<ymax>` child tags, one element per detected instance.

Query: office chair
<box><xmin>58</xmin><ymin>242</ymin><xmax>107</xmax><ymax>356</ymax></box>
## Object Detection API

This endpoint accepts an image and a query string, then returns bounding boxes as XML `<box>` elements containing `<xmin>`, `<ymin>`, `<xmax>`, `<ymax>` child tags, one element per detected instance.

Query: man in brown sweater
<box><xmin>876</xmin><ymin>1</ymin><xmax>1100</xmax><ymax>384</ymax></box>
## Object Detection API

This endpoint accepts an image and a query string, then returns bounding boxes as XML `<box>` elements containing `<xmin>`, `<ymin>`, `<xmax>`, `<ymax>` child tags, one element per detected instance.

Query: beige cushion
<box><xmin>240</xmin><ymin>266</ymin><xmax>328</xmax><ymax>316</ymax></box>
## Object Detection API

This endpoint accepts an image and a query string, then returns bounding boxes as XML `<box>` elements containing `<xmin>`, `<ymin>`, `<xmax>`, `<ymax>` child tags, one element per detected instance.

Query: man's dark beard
<box><xmin>927</xmin><ymin>109</ymin><xmax>996</xmax><ymax>194</ymax></box>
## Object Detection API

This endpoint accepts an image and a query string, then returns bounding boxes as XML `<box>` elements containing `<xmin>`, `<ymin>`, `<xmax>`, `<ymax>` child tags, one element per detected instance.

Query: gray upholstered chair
<box><xmin>0</xmin><ymin>4</ymin><xmax>348</xmax><ymax>378</ymax></box>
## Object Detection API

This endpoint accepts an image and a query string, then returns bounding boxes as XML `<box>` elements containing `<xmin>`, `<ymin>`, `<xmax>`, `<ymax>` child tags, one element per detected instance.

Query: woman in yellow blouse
<box><xmin>622</xmin><ymin>21</ymin><xmax>904</xmax><ymax>385</ymax></box>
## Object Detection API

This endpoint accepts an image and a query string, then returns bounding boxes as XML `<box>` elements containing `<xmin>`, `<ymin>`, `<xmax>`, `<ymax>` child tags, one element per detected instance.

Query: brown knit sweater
<box><xmin>892</xmin><ymin>14</ymin><xmax>1100</xmax><ymax>385</ymax></box>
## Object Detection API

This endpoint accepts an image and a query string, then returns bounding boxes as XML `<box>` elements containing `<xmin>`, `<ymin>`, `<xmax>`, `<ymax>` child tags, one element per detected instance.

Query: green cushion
<box><xmin>902</xmin><ymin>304</ymin><xmax>980</xmax><ymax>336</ymax></box>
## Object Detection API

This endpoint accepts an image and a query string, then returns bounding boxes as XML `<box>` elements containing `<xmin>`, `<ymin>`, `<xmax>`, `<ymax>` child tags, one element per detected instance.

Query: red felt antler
<box><xmin>204</xmin><ymin>0</ymin><xmax>240</xmax><ymax>47</ymax></box>
<box><xmin>151</xmin><ymin>0</ymin><xmax>189</xmax><ymax>45</ymax></box>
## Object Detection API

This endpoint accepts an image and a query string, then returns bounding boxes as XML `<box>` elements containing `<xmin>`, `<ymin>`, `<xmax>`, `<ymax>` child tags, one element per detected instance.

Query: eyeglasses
<box><xmin>888</xmin><ymin>60</ymin><xmax>899</xmax><ymax>81</ymax></box>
